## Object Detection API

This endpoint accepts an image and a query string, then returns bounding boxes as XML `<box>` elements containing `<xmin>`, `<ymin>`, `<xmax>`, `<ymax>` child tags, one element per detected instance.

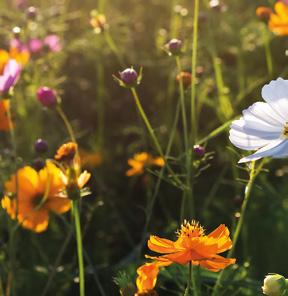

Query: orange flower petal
<box><xmin>148</xmin><ymin>235</ymin><xmax>178</xmax><ymax>254</ymax></box>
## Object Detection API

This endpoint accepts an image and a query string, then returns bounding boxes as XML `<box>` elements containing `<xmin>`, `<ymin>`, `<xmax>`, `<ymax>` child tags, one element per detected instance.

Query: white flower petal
<box><xmin>243</xmin><ymin>102</ymin><xmax>284</xmax><ymax>126</ymax></box>
<box><xmin>261</xmin><ymin>78</ymin><xmax>288</xmax><ymax>121</ymax></box>
<box><xmin>238</xmin><ymin>139</ymin><xmax>286</xmax><ymax>163</ymax></box>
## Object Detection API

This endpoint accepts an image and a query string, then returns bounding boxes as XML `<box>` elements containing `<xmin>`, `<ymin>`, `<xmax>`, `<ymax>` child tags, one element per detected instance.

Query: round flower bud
<box><xmin>120</xmin><ymin>68</ymin><xmax>138</xmax><ymax>87</ymax></box>
<box><xmin>193</xmin><ymin>145</ymin><xmax>205</xmax><ymax>157</ymax></box>
<box><xmin>34</xmin><ymin>138</ymin><xmax>48</xmax><ymax>153</ymax></box>
<box><xmin>262</xmin><ymin>274</ymin><xmax>288</xmax><ymax>296</ymax></box>
<box><xmin>37</xmin><ymin>86</ymin><xmax>57</xmax><ymax>107</ymax></box>
<box><xmin>33</xmin><ymin>158</ymin><xmax>45</xmax><ymax>171</ymax></box>
<box><xmin>12</xmin><ymin>27</ymin><xmax>21</xmax><ymax>38</ymax></box>
<box><xmin>256</xmin><ymin>7</ymin><xmax>273</xmax><ymax>21</ymax></box>
<box><xmin>26</xmin><ymin>6</ymin><xmax>37</xmax><ymax>19</ymax></box>
<box><xmin>167</xmin><ymin>38</ymin><xmax>182</xmax><ymax>56</ymax></box>
<box><xmin>176</xmin><ymin>71</ymin><xmax>192</xmax><ymax>88</ymax></box>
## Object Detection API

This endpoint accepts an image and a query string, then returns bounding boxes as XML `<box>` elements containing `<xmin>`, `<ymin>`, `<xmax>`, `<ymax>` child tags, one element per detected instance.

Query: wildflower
<box><xmin>126</xmin><ymin>152</ymin><xmax>165</xmax><ymax>177</ymax></box>
<box><xmin>165</xmin><ymin>38</ymin><xmax>182</xmax><ymax>56</ymax></box>
<box><xmin>36</xmin><ymin>86</ymin><xmax>58</xmax><ymax>107</ymax></box>
<box><xmin>229</xmin><ymin>78</ymin><xmax>288</xmax><ymax>163</ymax></box>
<box><xmin>176</xmin><ymin>71</ymin><xmax>192</xmax><ymax>88</ymax></box>
<box><xmin>55</xmin><ymin>142</ymin><xmax>78</xmax><ymax>163</ymax></box>
<box><xmin>79</xmin><ymin>149</ymin><xmax>102</xmax><ymax>168</ymax></box>
<box><xmin>135</xmin><ymin>261</ymin><xmax>170</xmax><ymax>296</ymax></box>
<box><xmin>0</xmin><ymin>59</ymin><xmax>21</xmax><ymax>96</ymax></box>
<box><xmin>1</xmin><ymin>161</ymin><xmax>71</xmax><ymax>233</ymax></box>
<box><xmin>262</xmin><ymin>274</ymin><xmax>288</xmax><ymax>296</ymax></box>
<box><xmin>28</xmin><ymin>38</ymin><xmax>43</xmax><ymax>54</ymax></box>
<box><xmin>55</xmin><ymin>142</ymin><xmax>91</xmax><ymax>200</ymax></box>
<box><xmin>43</xmin><ymin>35</ymin><xmax>62</xmax><ymax>52</ymax></box>
<box><xmin>268</xmin><ymin>2</ymin><xmax>288</xmax><ymax>35</ymax></box>
<box><xmin>146</xmin><ymin>220</ymin><xmax>235</xmax><ymax>272</ymax></box>
<box><xmin>34</xmin><ymin>138</ymin><xmax>48</xmax><ymax>153</ymax></box>
<box><xmin>120</xmin><ymin>68</ymin><xmax>138</xmax><ymax>87</ymax></box>
<box><xmin>0</xmin><ymin>100</ymin><xmax>13</xmax><ymax>131</ymax></box>
<box><xmin>90</xmin><ymin>10</ymin><xmax>109</xmax><ymax>33</ymax></box>
<box><xmin>256</xmin><ymin>7</ymin><xmax>273</xmax><ymax>21</ymax></box>
<box><xmin>26</xmin><ymin>6</ymin><xmax>37</xmax><ymax>19</ymax></box>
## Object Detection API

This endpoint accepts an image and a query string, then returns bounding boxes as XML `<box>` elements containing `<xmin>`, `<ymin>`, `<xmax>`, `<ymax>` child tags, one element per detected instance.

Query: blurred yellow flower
<box><xmin>146</xmin><ymin>220</ymin><xmax>236</xmax><ymax>272</ymax></box>
<box><xmin>0</xmin><ymin>100</ymin><xmax>13</xmax><ymax>131</ymax></box>
<box><xmin>256</xmin><ymin>6</ymin><xmax>273</xmax><ymax>21</ymax></box>
<box><xmin>268</xmin><ymin>2</ymin><xmax>288</xmax><ymax>35</ymax></box>
<box><xmin>2</xmin><ymin>161</ymin><xmax>70</xmax><ymax>233</ymax></box>
<box><xmin>126</xmin><ymin>152</ymin><xmax>164</xmax><ymax>177</ymax></box>
<box><xmin>90</xmin><ymin>10</ymin><xmax>108</xmax><ymax>33</ymax></box>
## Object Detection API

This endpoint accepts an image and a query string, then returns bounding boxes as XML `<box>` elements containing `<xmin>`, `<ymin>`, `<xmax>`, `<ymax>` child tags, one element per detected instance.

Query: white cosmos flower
<box><xmin>229</xmin><ymin>78</ymin><xmax>288</xmax><ymax>163</ymax></box>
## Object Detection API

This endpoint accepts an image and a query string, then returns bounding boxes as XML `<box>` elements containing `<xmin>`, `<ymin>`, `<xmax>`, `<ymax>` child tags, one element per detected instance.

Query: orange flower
<box><xmin>135</xmin><ymin>261</ymin><xmax>170</xmax><ymax>296</ymax></box>
<box><xmin>90</xmin><ymin>10</ymin><xmax>108</xmax><ymax>33</ymax></box>
<box><xmin>126</xmin><ymin>152</ymin><xmax>165</xmax><ymax>177</ymax></box>
<box><xmin>268</xmin><ymin>2</ymin><xmax>288</xmax><ymax>35</ymax></box>
<box><xmin>0</xmin><ymin>100</ymin><xmax>13</xmax><ymax>131</ymax></box>
<box><xmin>79</xmin><ymin>148</ymin><xmax>102</xmax><ymax>168</ymax></box>
<box><xmin>1</xmin><ymin>161</ymin><xmax>70</xmax><ymax>233</ymax></box>
<box><xmin>146</xmin><ymin>220</ymin><xmax>236</xmax><ymax>272</ymax></box>
<box><xmin>256</xmin><ymin>7</ymin><xmax>273</xmax><ymax>21</ymax></box>
<box><xmin>55</xmin><ymin>142</ymin><xmax>78</xmax><ymax>162</ymax></box>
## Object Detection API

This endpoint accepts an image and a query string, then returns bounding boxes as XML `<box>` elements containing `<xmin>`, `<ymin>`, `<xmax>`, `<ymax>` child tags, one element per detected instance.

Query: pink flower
<box><xmin>44</xmin><ymin>35</ymin><xmax>62</xmax><ymax>52</ymax></box>
<box><xmin>10</xmin><ymin>38</ymin><xmax>28</xmax><ymax>53</ymax></box>
<box><xmin>28</xmin><ymin>38</ymin><xmax>43</xmax><ymax>54</ymax></box>
<box><xmin>36</xmin><ymin>86</ymin><xmax>58</xmax><ymax>107</ymax></box>
<box><xmin>0</xmin><ymin>60</ymin><xmax>21</xmax><ymax>95</ymax></box>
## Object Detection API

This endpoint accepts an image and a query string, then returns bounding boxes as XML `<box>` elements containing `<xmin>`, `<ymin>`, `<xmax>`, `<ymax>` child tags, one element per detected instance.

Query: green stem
<box><xmin>130</xmin><ymin>88</ymin><xmax>184</xmax><ymax>189</ymax></box>
<box><xmin>264</xmin><ymin>29</ymin><xmax>273</xmax><ymax>78</ymax></box>
<box><xmin>56</xmin><ymin>105</ymin><xmax>76</xmax><ymax>143</ymax></box>
<box><xmin>176</xmin><ymin>57</ymin><xmax>194</xmax><ymax>221</ymax></box>
<box><xmin>72</xmin><ymin>200</ymin><xmax>85</xmax><ymax>296</ymax></box>
<box><xmin>190</xmin><ymin>0</ymin><xmax>199</xmax><ymax>144</ymax></box>
<box><xmin>212</xmin><ymin>160</ymin><xmax>265</xmax><ymax>295</ymax></box>
<box><xmin>184</xmin><ymin>262</ymin><xmax>192</xmax><ymax>296</ymax></box>
<box><xmin>104</xmin><ymin>31</ymin><xmax>125</xmax><ymax>67</ymax></box>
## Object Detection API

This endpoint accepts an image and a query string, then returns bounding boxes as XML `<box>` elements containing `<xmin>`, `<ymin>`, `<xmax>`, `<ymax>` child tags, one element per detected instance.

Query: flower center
<box><xmin>176</xmin><ymin>220</ymin><xmax>205</xmax><ymax>238</ymax></box>
<box><xmin>33</xmin><ymin>193</ymin><xmax>46</xmax><ymax>209</ymax></box>
<box><xmin>283</xmin><ymin>122</ymin><xmax>288</xmax><ymax>138</ymax></box>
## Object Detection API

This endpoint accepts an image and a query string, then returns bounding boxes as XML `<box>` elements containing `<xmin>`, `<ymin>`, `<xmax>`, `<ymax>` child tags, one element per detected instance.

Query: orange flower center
<box><xmin>176</xmin><ymin>220</ymin><xmax>205</xmax><ymax>238</ymax></box>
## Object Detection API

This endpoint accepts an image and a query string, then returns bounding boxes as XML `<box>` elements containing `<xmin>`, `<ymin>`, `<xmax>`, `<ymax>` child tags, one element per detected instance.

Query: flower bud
<box><xmin>33</xmin><ymin>158</ymin><xmax>45</xmax><ymax>171</ymax></box>
<box><xmin>37</xmin><ymin>86</ymin><xmax>57</xmax><ymax>107</ymax></box>
<box><xmin>193</xmin><ymin>145</ymin><xmax>205</xmax><ymax>157</ymax></box>
<box><xmin>176</xmin><ymin>71</ymin><xmax>192</xmax><ymax>88</ymax></box>
<box><xmin>256</xmin><ymin>7</ymin><xmax>273</xmax><ymax>21</ymax></box>
<box><xmin>26</xmin><ymin>6</ymin><xmax>37</xmax><ymax>19</ymax></box>
<box><xmin>262</xmin><ymin>274</ymin><xmax>288</xmax><ymax>296</ymax></box>
<box><xmin>34</xmin><ymin>138</ymin><xmax>48</xmax><ymax>153</ymax></box>
<box><xmin>120</xmin><ymin>68</ymin><xmax>138</xmax><ymax>87</ymax></box>
<box><xmin>12</xmin><ymin>27</ymin><xmax>21</xmax><ymax>38</ymax></box>
<box><xmin>166</xmin><ymin>38</ymin><xmax>182</xmax><ymax>56</ymax></box>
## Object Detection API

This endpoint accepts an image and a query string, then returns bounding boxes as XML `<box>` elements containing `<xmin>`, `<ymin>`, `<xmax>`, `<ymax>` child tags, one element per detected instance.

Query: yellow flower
<box><xmin>126</xmin><ymin>152</ymin><xmax>164</xmax><ymax>177</ymax></box>
<box><xmin>268</xmin><ymin>2</ymin><xmax>288</xmax><ymax>35</ymax></box>
<box><xmin>55</xmin><ymin>142</ymin><xmax>78</xmax><ymax>162</ymax></box>
<box><xmin>146</xmin><ymin>220</ymin><xmax>236</xmax><ymax>272</ymax></box>
<box><xmin>0</xmin><ymin>50</ymin><xmax>9</xmax><ymax>74</ymax></box>
<box><xmin>0</xmin><ymin>100</ymin><xmax>13</xmax><ymax>131</ymax></box>
<box><xmin>2</xmin><ymin>161</ymin><xmax>70</xmax><ymax>233</ymax></box>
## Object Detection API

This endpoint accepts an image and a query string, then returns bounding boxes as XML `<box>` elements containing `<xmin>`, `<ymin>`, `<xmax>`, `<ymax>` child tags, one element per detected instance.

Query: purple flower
<box><xmin>0</xmin><ymin>60</ymin><xmax>21</xmax><ymax>95</ymax></box>
<box><xmin>28</xmin><ymin>38</ymin><xmax>43</xmax><ymax>54</ymax></box>
<box><xmin>193</xmin><ymin>145</ymin><xmax>205</xmax><ymax>157</ymax></box>
<box><xmin>34</xmin><ymin>138</ymin><xmax>48</xmax><ymax>153</ymax></box>
<box><xmin>37</xmin><ymin>86</ymin><xmax>57</xmax><ymax>107</ymax></box>
<box><xmin>166</xmin><ymin>38</ymin><xmax>183</xmax><ymax>55</ymax></box>
<box><xmin>44</xmin><ymin>35</ymin><xmax>62</xmax><ymax>52</ymax></box>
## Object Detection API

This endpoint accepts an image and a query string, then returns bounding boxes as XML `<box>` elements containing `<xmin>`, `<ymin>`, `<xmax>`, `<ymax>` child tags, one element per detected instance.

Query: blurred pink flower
<box><xmin>28</xmin><ymin>38</ymin><xmax>43</xmax><ymax>54</ymax></box>
<box><xmin>44</xmin><ymin>35</ymin><xmax>62</xmax><ymax>52</ymax></box>
<box><xmin>0</xmin><ymin>60</ymin><xmax>21</xmax><ymax>95</ymax></box>
<box><xmin>279</xmin><ymin>0</ymin><xmax>288</xmax><ymax>5</ymax></box>
<box><xmin>12</xmin><ymin>0</ymin><xmax>27</xmax><ymax>9</ymax></box>
<box><xmin>10</xmin><ymin>38</ymin><xmax>28</xmax><ymax>52</ymax></box>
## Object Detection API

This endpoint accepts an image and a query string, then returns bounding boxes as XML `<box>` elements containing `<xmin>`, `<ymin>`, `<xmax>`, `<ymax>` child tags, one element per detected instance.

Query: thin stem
<box><xmin>72</xmin><ymin>200</ymin><xmax>85</xmax><ymax>296</ymax></box>
<box><xmin>190</xmin><ymin>0</ymin><xmax>199</xmax><ymax>144</ymax></box>
<box><xmin>56</xmin><ymin>105</ymin><xmax>76</xmax><ymax>143</ymax></box>
<box><xmin>176</xmin><ymin>57</ymin><xmax>194</xmax><ymax>220</ymax></box>
<box><xmin>130</xmin><ymin>88</ymin><xmax>184</xmax><ymax>189</ymax></box>
<box><xmin>212</xmin><ymin>160</ymin><xmax>265</xmax><ymax>295</ymax></box>
<box><xmin>184</xmin><ymin>262</ymin><xmax>192</xmax><ymax>296</ymax></box>
<box><xmin>104</xmin><ymin>31</ymin><xmax>125</xmax><ymax>67</ymax></box>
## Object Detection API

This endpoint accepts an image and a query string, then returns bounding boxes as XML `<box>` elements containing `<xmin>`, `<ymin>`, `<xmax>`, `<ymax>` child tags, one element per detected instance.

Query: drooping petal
<box><xmin>136</xmin><ymin>262</ymin><xmax>160</xmax><ymax>294</ymax></box>
<box><xmin>46</xmin><ymin>196</ymin><xmax>71</xmax><ymax>214</ymax></box>
<box><xmin>238</xmin><ymin>139</ymin><xmax>286</xmax><ymax>163</ymax></box>
<box><xmin>198</xmin><ymin>255</ymin><xmax>236</xmax><ymax>272</ymax></box>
